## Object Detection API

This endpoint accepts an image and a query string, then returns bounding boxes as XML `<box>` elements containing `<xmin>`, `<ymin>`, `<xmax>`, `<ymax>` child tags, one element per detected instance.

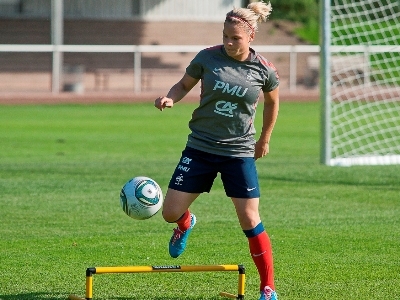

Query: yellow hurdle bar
<box><xmin>69</xmin><ymin>264</ymin><xmax>245</xmax><ymax>300</ymax></box>
<box><xmin>95</xmin><ymin>264</ymin><xmax>241</xmax><ymax>274</ymax></box>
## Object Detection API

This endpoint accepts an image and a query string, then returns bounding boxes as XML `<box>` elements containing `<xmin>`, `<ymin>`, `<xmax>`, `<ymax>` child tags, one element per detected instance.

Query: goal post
<box><xmin>320</xmin><ymin>0</ymin><xmax>400</xmax><ymax>166</ymax></box>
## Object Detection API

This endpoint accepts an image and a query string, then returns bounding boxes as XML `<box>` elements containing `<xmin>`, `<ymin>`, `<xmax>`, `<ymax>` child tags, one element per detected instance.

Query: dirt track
<box><xmin>0</xmin><ymin>88</ymin><xmax>319</xmax><ymax>105</ymax></box>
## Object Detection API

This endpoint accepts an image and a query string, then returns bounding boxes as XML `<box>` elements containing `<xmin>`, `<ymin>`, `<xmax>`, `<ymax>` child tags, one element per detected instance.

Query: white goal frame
<box><xmin>320</xmin><ymin>0</ymin><xmax>400</xmax><ymax>166</ymax></box>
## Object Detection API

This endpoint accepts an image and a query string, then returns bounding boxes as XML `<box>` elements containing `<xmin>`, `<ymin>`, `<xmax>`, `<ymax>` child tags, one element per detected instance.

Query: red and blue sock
<box><xmin>175</xmin><ymin>210</ymin><xmax>191</xmax><ymax>232</ymax></box>
<box><xmin>243</xmin><ymin>222</ymin><xmax>275</xmax><ymax>291</ymax></box>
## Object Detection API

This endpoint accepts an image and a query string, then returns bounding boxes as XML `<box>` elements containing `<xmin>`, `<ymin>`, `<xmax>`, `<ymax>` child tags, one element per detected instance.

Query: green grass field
<box><xmin>0</xmin><ymin>102</ymin><xmax>399</xmax><ymax>300</ymax></box>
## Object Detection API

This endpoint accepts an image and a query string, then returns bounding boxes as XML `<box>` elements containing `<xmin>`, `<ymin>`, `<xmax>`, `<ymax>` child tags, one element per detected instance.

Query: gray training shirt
<box><xmin>185</xmin><ymin>45</ymin><xmax>279</xmax><ymax>157</ymax></box>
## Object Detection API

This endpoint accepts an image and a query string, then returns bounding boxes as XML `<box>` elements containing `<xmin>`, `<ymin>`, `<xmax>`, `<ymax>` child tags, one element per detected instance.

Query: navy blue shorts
<box><xmin>168</xmin><ymin>147</ymin><xmax>260</xmax><ymax>198</ymax></box>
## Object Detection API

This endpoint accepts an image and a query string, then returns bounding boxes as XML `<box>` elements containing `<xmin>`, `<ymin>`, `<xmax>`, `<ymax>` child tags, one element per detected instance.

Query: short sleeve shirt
<box><xmin>185</xmin><ymin>45</ymin><xmax>279</xmax><ymax>157</ymax></box>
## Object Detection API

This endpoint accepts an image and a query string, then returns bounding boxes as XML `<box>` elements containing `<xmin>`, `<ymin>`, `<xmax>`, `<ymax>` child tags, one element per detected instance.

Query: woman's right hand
<box><xmin>154</xmin><ymin>96</ymin><xmax>174</xmax><ymax>111</ymax></box>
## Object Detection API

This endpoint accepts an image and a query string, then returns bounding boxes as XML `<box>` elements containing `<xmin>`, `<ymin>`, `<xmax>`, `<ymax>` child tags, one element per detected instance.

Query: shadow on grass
<box><xmin>0</xmin><ymin>292</ymin><xmax>225</xmax><ymax>300</ymax></box>
<box><xmin>0</xmin><ymin>292</ymin><xmax>66</xmax><ymax>300</ymax></box>
<box><xmin>259</xmin><ymin>171</ymin><xmax>400</xmax><ymax>190</ymax></box>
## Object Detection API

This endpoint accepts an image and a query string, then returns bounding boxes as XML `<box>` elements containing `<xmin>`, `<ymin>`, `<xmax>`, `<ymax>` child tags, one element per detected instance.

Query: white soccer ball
<box><xmin>120</xmin><ymin>176</ymin><xmax>163</xmax><ymax>220</ymax></box>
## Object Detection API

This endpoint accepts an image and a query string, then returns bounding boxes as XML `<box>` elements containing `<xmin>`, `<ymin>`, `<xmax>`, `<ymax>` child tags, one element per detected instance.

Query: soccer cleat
<box><xmin>169</xmin><ymin>213</ymin><xmax>196</xmax><ymax>258</ymax></box>
<box><xmin>259</xmin><ymin>286</ymin><xmax>278</xmax><ymax>300</ymax></box>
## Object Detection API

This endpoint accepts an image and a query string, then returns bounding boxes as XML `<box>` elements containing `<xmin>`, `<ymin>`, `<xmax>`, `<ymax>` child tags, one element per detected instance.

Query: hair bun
<box><xmin>248</xmin><ymin>1</ymin><xmax>272</xmax><ymax>23</ymax></box>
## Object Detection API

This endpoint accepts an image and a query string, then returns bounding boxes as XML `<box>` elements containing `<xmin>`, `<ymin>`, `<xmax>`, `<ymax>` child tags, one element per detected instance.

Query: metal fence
<box><xmin>0</xmin><ymin>44</ymin><xmax>320</xmax><ymax>94</ymax></box>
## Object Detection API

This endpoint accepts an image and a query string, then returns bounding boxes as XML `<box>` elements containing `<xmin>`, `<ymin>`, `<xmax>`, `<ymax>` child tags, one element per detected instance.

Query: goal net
<box><xmin>320</xmin><ymin>0</ymin><xmax>400</xmax><ymax>166</ymax></box>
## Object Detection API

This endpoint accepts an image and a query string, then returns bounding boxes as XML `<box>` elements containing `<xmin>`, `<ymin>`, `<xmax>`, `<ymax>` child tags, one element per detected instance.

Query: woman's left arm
<box><xmin>254</xmin><ymin>86</ymin><xmax>280</xmax><ymax>160</ymax></box>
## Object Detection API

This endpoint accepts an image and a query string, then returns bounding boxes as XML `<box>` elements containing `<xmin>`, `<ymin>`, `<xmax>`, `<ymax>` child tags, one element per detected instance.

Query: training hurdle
<box><xmin>69</xmin><ymin>264</ymin><xmax>246</xmax><ymax>300</ymax></box>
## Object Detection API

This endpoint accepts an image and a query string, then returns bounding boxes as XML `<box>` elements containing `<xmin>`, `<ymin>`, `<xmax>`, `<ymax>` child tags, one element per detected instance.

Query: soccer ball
<box><xmin>120</xmin><ymin>176</ymin><xmax>163</xmax><ymax>220</ymax></box>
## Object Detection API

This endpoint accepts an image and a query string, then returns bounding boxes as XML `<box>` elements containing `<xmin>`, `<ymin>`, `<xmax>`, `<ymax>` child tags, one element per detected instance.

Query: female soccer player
<box><xmin>154</xmin><ymin>2</ymin><xmax>279</xmax><ymax>299</ymax></box>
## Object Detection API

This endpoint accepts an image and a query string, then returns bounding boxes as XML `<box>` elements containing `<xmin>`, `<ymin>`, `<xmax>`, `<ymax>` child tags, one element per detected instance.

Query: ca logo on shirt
<box><xmin>214</xmin><ymin>100</ymin><xmax>237</xmax><ymax>117</ymax></box>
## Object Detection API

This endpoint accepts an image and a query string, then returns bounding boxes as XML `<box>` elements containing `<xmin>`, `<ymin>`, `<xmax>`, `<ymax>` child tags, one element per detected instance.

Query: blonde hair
<box><xmin>225</xmin><ymin>1</ymin><xmax>272</xmax><ymax>35</ymax></box>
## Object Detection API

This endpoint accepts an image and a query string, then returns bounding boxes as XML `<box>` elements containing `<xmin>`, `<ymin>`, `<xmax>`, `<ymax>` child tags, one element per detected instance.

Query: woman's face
<box><xmin>223</xmin><ymin>22</ymin><xmax>254</xmax><ymax>61</ymax></box>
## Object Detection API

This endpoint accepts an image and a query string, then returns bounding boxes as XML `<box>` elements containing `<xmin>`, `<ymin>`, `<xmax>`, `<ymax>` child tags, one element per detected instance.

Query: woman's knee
<box><xmin>161</xmin><ymin>189</ymin><xmax>198</xmax><ymax>223</ymax></box>
<box><xmin>162</xmin><ymin>208</ymin><xmax>182</xmax><ymax>223</ymax></box>
<box><xmin>231</xmin><ymin>197</ymin><xmax>261</xmax><ymax>230</ymax></box>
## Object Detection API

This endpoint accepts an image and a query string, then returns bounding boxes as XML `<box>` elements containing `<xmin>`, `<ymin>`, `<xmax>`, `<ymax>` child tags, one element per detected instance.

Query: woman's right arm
<box><xmin>154</xmin><ymin>73</ymin><xmax>199</xmax><ymax>111</ymax></box>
